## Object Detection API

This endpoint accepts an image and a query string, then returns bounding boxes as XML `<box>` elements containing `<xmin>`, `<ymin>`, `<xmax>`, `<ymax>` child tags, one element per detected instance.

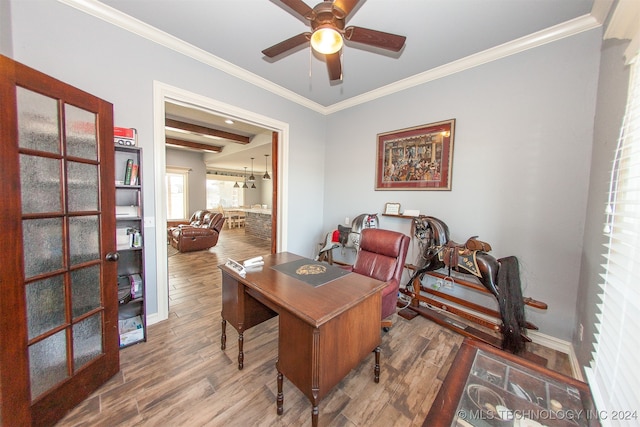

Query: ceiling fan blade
<box><xmin>333</xmin><ymin>0</ymin><xmax>362</xmax><ymax>17</ymax></box>
<box><xmin>262</xmin><ymin>33</ymin><xmax>311</xmax><ymax>58</ymax></box>
<box><xmin>278</xmin><ymin>0</ymin><xmax>313</xmax><ymax>20</ymax></box>
<box><xmin>344</xmin><ymin>26</ymin><xmax>406</xmax><ymax>52</ymax></box>
<box><xmin>326</xmin><ymin>52</ymin><xmax>342</xmax><ymax>81</ymax></box>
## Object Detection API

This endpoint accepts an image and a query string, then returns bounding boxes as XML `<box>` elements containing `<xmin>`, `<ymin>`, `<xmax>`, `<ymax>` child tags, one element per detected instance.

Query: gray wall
<box><xmin>323</xmin><ymin>29</ymin><xmax>602</xmax><ymax>341</ymax></box>
<box><xmin>0</xmin><ymin>0</ymin><xmax>12</xmax><ymax>57</ymax></box>
<box><xmin>8</xmin><ymin>0</ymin><xmax>327</xmax><ymax>314</ymax></box>
<box><xmin>165</xmin><ymin>148</ymin><xmax>207</xmax><ymax>216</ymax></box>
<box><xmin>574</xmin><ymin>39</ymin><xmax>631</xmax><ymax>371</ymax></box>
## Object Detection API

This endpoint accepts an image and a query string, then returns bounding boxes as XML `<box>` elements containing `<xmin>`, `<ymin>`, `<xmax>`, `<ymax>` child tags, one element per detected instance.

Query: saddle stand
<box><xmin>399</xmin><ymin>263</ymin><xmax>548</xmax><ymax>365</ymax></box>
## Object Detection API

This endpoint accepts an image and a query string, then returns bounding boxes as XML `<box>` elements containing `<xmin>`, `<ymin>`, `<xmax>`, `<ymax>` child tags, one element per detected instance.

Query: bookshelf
<box><xmin>114</xmin><ymin>144</ymin><xmax>146</xmax><ymax>348</ymax></box>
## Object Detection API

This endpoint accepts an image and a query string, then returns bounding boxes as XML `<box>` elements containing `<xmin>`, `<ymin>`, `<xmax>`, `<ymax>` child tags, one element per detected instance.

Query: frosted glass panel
<box><xmin>71</xmin><ymin>265</ymin><xmax>101</xmax><ymax>318</ymax></box>
<box><xmin>17</xmin><ymin>87</ymin><xmax>60</xmax><ymax>153</ymax></box>
<box><xmin>73</xmin><ymin>313</ymin><xmax>103</xmax><ymax>372</ymax></box>
<box><xmin>69</xmin><ymin>216</ymin><xmax>99</xmax><ymax>265</ymax></box>
<box><xmin>65</xmin><ymin>104</ymin><xmax>97</xmax><ymax>160</ymax></box>
<box><xmin>67</xmin><ymin>161</ymin><xmax>98</xmax><ymax>212</ymax></box>
<box><xmin>22</xmin><ymin>218</ymin><xmax>64</xmax><ymax>278</ymax></box>
<box><xmin>29</xmin><ymin>330</ymin><xmax>68</xmax><ymax>400</ymax></box>
<box><xmin>26</xmin><ymin>275</ymin><xmax>65</xmax><ymax>340</ymax></box>
<box><xmin>19</xmin><ymin>154</ymin><xmax>62</xmax><ymax>214</ymax></box>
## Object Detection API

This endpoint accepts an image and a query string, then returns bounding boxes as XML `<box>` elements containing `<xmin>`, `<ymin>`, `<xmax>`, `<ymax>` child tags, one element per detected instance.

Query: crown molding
<box><xmin>57</xmin><ymin>0</ymin><xmax>327</xmax><ymax>114</ymax></box>
<box><xmin>59</xmin><ymin>0</ymin><xmax>601</xmax><ymax>116</ymax></box>
<box><xmin>325</xmin><ymin>13</ymin><xmax>601</xmax><ymax>114</ymax></box>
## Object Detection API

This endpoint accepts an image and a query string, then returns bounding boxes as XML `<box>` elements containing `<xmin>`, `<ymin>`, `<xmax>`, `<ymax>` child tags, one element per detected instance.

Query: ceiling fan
<box><xmin>262</xmin><ymin>0</ymin><xmax>406</xmax><ymax>81</ymax></box>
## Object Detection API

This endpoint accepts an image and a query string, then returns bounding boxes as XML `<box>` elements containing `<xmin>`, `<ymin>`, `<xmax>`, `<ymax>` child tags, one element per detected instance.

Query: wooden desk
<box><xmin>424</xmin><ymin>339</ymin><xmax>600</xmax><ymax>427</ymax></box>
<box><xmin>219</xmin><ymin>252</ymin><xmax>385</xmax><ymax>427</ymax></box>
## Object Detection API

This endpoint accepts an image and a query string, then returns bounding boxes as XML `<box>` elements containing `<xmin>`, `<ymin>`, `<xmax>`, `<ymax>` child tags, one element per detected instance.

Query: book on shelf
<box><xmin>129</xmin><ymin>163</ymin><xmax>139</xmax><ymax>185</ymax></box>
<box><xmin>123</xmin><ymin>159</ymin><xmax>134</xmax><ymax>185</ymax></box>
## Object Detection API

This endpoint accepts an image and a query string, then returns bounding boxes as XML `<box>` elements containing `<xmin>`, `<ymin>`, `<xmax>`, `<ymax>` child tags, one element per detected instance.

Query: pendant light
<box><xmin>233</xmin><ymin>181</ymin><xmax>239</xmax><ymax>188</ymax></box>
<box><xmin>242</xmin><ymin>167</ymin><xmax>248</xmax><ymax>189</ymax></box>
<box><xmin>248</xmin><ymin>157</ymin><xmax>255</xmax><ymax>182</ymax></box>
<box><xmin>263</xmin><ymin>154</ymin><xmax>271</xmax><ymax>180</ymax></box>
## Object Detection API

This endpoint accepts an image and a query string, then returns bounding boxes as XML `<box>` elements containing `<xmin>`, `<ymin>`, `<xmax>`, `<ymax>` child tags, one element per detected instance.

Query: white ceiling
<box><xmin>95</xmin><ymin>0</ymin><xmax>597</xmax><ymax>108</ymax></box>
<box><xmin>69</xmin><ymin>0</ymin><xmax>601</xmax><ymax>170</ymax></box>
<box><xmin>164</xmin><ymin>101</ymin><xmax>273</xmax><ymax>173</ymax></box>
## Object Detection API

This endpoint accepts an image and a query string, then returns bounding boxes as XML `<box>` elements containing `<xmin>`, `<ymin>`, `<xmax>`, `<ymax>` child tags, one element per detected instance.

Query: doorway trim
<box><xmin>151</xmin><ymin>81</ymin><xmax>289</xmax><ymax>324</ymax></box>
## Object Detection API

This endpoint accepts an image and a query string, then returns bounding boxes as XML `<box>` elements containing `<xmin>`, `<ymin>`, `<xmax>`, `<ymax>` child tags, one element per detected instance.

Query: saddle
<box><xmin>442</xmin><ymin>236</ymin><xmax>492</xmax><ymax>269</ymax></box>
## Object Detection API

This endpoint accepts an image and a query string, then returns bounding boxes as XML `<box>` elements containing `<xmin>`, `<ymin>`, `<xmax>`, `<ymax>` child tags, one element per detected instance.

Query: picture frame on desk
<box><xmin>375</xmin><ymin>119</ymin><xmax>455</xmax><ymax>191</ymax></box>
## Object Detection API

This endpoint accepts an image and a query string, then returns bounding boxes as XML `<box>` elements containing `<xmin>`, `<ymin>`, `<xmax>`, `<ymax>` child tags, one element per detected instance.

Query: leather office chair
<box><xmin>170</xmin><ymin>212</ymin><xmax>225</xmax><ymax>252</ymax></box>
<box><xmin>344</xmin><ymin>228</ymin><xmax>410</xmax><ymax>329</ymax></box>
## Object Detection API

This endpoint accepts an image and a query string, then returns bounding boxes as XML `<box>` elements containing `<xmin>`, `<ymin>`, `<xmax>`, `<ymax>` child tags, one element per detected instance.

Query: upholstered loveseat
<box><xmin>168</xmin><ymin>210</ymin><xmax>225</xmax><ymax>252</ymax></box>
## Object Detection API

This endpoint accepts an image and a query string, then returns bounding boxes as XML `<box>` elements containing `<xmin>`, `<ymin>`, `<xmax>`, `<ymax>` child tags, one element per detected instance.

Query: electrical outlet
<box><xmin>578</xmin><ymin>323</ymin><xmax>584</xmax><ymax>341</ymax></box>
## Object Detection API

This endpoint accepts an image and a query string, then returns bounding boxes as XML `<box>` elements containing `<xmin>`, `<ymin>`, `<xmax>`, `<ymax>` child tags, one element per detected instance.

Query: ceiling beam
<box><xmin>166</xmin><ymin>137</ymin><xmax>223</xmax><ymax>153</ymax></box>
<box><xmin>165</xmin><ymin>118</ymin><xmax>250</xmax><ymax>144</ymax></box>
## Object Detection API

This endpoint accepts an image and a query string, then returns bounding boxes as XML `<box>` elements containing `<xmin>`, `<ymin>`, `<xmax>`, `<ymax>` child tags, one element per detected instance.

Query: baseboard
<box><xmin>528</xmin><ymin>330</ymin><xmax>584</xmax><ymax>381</ymax></box>
<box><xmin>145</xmin><ymin>312</ymin><xmax>164</xmax><ymax>327</ymax></box>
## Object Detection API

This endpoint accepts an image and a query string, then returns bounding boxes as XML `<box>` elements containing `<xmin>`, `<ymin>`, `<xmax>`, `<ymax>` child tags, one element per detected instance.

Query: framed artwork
<box><xmin>375</xmin><ymin>119</ymin><xmax>455</xmax><ymax>191</ymax></box>
<box><xmin>384</xmin><ymin>202</ymin><xmax>401</xmax><ymax>215</ymax></box>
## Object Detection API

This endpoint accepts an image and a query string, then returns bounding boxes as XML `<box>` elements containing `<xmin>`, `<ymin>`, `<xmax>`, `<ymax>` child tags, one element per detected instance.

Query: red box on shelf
<box><xmin>114</xmin><ymin>127</ymin><xmax>137</xmax><ymax>146</ymax></box>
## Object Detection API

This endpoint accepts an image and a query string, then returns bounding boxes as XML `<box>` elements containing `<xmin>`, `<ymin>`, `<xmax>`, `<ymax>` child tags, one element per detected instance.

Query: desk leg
<box><xmin>276</xmin><ymin>369</ymin><xmax>320</xmax><ymax>427</ymax></box>
<box><xmin>221</xmin><ymin>318</ymin><xmax>226</xmax><ymax>350</ymax></box>
<box><xmin>238</xmin><ymin>333</ymin><xmax>244</xmax><ymax>370</ymax></box>
<box><xmin>277</xmin><ymin>371</ymin><xmax>284</xmax><ymax>415</ymax></box>
<box><xmin>374</xmin><ymin>346</ymin><xmax>381</xmax><ymax>383</ymax></box>
<box><xmin>311</xmin><ymin>405</ymin><xmax>319</xmax><ymax>427</ymax></box>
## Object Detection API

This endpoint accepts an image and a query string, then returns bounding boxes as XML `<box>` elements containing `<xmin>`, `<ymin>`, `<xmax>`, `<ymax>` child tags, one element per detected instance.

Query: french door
<box><xmin>0</xmin><ymin>55</ymin><xmax>119</xmax><ymax>426</ymax></box>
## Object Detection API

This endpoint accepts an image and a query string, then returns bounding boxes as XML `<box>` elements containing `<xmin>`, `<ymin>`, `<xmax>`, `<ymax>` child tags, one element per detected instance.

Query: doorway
<box><xmin>151</xmin><ymin>81</ymin><xmax>289</xmax><ymax>325</ymax></box>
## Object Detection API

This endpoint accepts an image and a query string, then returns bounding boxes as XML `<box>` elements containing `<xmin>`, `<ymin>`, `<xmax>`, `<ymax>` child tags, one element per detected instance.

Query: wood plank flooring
<box><xmin>56</xmin><ymin>227</ymin><xmax>572</xmax><ymax>426</ymax></box>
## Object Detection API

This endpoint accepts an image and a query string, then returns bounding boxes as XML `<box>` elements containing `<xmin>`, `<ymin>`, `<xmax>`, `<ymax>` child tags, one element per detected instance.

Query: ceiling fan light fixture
<box><xmin>310</xmin><ymin>27</ymin><xmax>343</xmax><ymax>54</ymax></box>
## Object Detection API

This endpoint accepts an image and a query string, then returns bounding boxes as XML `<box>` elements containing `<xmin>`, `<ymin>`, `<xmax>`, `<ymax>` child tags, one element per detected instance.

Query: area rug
<box><xmin>167</xmin><ymin>244</ymin><xmax>179</xmax><ymax>257</ymax></box>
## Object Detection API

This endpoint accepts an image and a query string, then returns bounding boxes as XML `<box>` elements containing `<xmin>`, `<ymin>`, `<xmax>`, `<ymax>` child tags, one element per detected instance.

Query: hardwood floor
<box><xmin>56</xmin><ymin>227</ymin><xmax>572</xmax><ymax>426</ymax></box>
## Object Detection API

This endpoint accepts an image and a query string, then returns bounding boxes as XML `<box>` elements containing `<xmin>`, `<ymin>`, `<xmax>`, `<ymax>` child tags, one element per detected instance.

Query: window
<box><xmin>165</xmin><ymin>167</ymin><xmax>189</xmax><ymax>220</ymax></box>
<box><xmin>586</xmin><ymin>57</ymin><xmax>640</xmax><ymax>424</ymax></box>
<box><xmin>206</xmin><ymin>175</ymin><xmax>243</xmax><ymax>209</ymax></box>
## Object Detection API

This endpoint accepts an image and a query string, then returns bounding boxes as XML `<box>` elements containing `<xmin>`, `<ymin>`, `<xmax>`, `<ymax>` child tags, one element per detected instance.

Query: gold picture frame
<box><xmin>376</xmin><ymin>119</ymin><xmax>455</xmax><ymax>191</ymax></box>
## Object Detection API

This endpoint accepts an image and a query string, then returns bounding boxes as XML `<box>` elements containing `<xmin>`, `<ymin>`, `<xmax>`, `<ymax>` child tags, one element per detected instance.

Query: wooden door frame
<box><xmin>150</xmin><ymin>81</ymin><xmax>289</xmax><ymax>325</ymax></box>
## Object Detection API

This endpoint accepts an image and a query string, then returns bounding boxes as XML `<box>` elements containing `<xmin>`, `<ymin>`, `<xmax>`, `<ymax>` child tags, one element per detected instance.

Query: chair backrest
<box><xmin>189</xmin><ymin>210</ymin><xmax>211</xmax><ymax>226</ymax></box>
<box><xmin>352</xmin><ymin>228</ymin><xmax>410</xmax><ymax>285</ymax></box>
<box><xmin>203</xmin><ymin>212</ymin><xmax>225</xmax><ymax>232</ymax></box>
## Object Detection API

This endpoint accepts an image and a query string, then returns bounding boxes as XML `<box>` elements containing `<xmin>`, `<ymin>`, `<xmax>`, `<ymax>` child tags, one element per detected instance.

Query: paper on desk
<box><xmin>243</xmin><ymin>256</ymin><xmax>264</xmax><ymax>267</ymax></box>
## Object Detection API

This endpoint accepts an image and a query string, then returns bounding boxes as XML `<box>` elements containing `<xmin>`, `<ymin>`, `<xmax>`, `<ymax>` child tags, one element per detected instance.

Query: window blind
<box><xmin>586</xmin><ymin>58</ymin><xmax>640</xmax><ymax>426</ymax></box>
